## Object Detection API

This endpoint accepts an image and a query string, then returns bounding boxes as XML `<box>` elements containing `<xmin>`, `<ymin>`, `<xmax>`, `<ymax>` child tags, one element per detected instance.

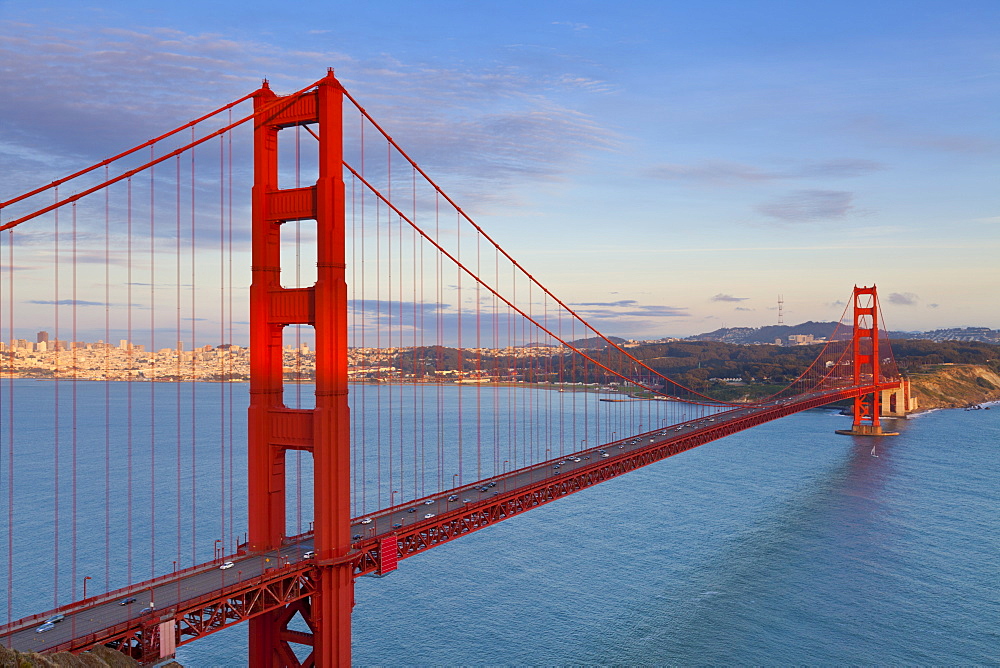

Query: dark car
<box><xmin>119</xmin><ymin>597</ymin><xmax>137</xmax><ymax>606</ymax></box>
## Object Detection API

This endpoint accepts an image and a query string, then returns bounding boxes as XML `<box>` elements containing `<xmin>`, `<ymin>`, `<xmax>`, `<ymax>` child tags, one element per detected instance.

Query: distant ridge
<box><xmin>686</xmin><ymin>321</ymin><xmax>842</xmax><ymax>344</ymax></box>
<box><xmin>683</xmin><ymin>323</ymin><xmax>1000</xmax><ymax>345</ymax></box>
<box><xmin>566</xmin><ymin>335</ymin><xmax>627</xmax><ymax>349</ymax></box>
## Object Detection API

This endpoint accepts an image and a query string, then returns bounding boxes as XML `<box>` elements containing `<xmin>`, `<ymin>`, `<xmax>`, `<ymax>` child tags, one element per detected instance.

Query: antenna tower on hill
<box><xmin>778</xmin><ymin>295</ymin><xmax>784</xmax><ymax>325</ymax></box>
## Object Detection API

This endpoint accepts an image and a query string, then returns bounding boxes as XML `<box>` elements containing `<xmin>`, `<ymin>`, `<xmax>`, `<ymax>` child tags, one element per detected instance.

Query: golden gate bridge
<box><xmin>0</xmin><ymin>70</ymin><xmax>909</xmax><ymax>665</ymax></box>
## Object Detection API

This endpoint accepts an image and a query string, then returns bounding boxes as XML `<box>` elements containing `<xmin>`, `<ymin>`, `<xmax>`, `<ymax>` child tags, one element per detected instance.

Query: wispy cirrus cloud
<box><xmin>756</xmin><ymin>190</ymin><xmax>853</xmax><ymax>223</ymax></box>
<box><xmin>888</xmin><ymin>292</ymin><xmax>919</xmax><ymax>306</ymax></box>
<box><xmin>568</xmin><ymin>301</ymin><xmax>688</xmax><ymax>319</ymax></box>
<box><xmin>26</xmin><ymin>298</ymin><xmax>105</xmax><ymax>307</ymax></box>
<box><xmin>711</xmin><ymin>293</ymin><xmax>748</xmax><ymax>302</ymax></box>
<box><xmin>645</xmin><ymin>158</ymin><xmax>883</xmax><ymax>186</ymax></box>
<box><xmin>552</xmin><ymin>21</ymin><xmax>590</xmax><ymax>31</ymax></box>
<box><xmin>846</xmin><ymin>116</ymin><xmax>999</xmax><ymax>155</ymax></box>
<box><xmin>0</xmin><ymin>22</ymin><xmax>615</xmax><ymax>211</ymax></box>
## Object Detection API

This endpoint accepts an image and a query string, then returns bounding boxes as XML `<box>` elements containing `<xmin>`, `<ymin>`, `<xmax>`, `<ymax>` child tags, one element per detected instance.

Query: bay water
<box><xmin>1</xmin><ymin>380</ymin><xmax>996</xmax><ymax>664</ymax></box>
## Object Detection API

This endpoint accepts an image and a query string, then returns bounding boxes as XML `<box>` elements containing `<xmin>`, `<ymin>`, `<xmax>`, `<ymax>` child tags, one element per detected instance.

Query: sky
<box><xmin>1</xmin><ymin>0</ymin><xmax>998</xmax><ymax>339</ymax></box>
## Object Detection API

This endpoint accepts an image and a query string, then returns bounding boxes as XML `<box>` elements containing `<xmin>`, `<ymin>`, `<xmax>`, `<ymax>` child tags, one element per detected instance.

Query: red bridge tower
<box><xmin>837</xmin><ymin>285</ymin><xmax>899</xmax><ymax>437</ymax></box>
<box><xmin>249</xmin><ymin>70</ymin><xmax>352</xmax><ymax>665</ymax></box>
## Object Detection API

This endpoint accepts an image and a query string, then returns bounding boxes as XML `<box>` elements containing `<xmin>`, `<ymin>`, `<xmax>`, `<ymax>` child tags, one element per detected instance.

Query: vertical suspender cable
<box><xmin>386</xmin><ymin>150</ymin><xmax>393</xmax><ymax>504</ymax></box>
<box><xmin>350</xmin><ymin>172</ymin><xmax>357</xmax><ymax>517</ymax></box>
<box><xmin>54</xmin><ymin>190</ymin><xmax>61</xmax><ymax>607</ymax></box>
<box><xmin>375</xmin><ymin>200</ymin><xmax>383</xmax><ymax>509</ymax></box>
<box><xmin>294</xmin><ymin>125</ymin><xmax>302</xmax><ymax>532</ymax></box>
<box><xmin>175</xmin><ymin>155</ymin><xmax>182</xmax><ymax>568</ymax></box>
<box><xmin>219</xmin><ymin>133</ymin><xmax>228</xmax><ymax>547</ymax></box>
<box><xmin>126</xmin><ymin>177</ymin><xmax>134</xmax><ymax>585</ymax></box>
<box><xmin>227</xmin><ymin>114</ymin><xmax>235</xmax><ymax>551</ymax></box>
<box><xmin>220</xmin><ymin>133</ymin><xmax>228</xmax><ymax>545</ymax></box>
<box><xmin>190</xmin><ymin>129</ymin><xmax>197</xmax><ymax>565</ymax></box>
<box><xmin>456</xmin><ymin>210</ymin><xmax>462</xmax><ymax>485</ymax></box>
<box><xmin>104</xmin><ymin>168</ymin><xmax>111</xmax><ymax>592</ymax></box>
<box><xmin>71</xmin><ymin>202</ymin><xmax>78</xmax><ymax>598</ymax></box>
<box><xmin>476</xmin><ymin>231</ymin><xmax>481</xmax><ymax>480</ymax></box>
<box><xmin>6</xmin><ymin>229</ymin><xmax>14</xmax><ymax>629</ymax></box>
<box><xmin>150</xmin><ymin>148</ymin><xmax>157</xmax><ymax>579</ymax></box>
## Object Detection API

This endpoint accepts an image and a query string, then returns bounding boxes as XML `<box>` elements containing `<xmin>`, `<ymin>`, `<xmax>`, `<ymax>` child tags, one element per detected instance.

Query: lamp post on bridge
<box><xmin>214</xmin><ymin>539</ymin><xmax>222</xmax><ymax>561</ymax></box>
<box><xmin>391</xmin><ymin>490</ymin><xmax>399</xmax><ymax>507</ymax></box>
<box><xmin>82</xmin><ymin>576</ymin><xmax>91</xmax><ymax>600</ymax></box>
<box><xmin>452</xmin><ymin>473</ymin><xmax>459</xmax><ymax>488</ymax></box>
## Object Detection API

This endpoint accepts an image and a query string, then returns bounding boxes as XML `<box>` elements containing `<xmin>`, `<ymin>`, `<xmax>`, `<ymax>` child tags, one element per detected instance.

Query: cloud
<box><xmin>711</xmin><ymin>294</ymin><xmax>748</xmax><ymax>302</ymax></box>
<box><xmin>26</xmin><ymin>298</ymin><xmax>105</xmax><ymax>307</ymax></box>
<box><xmin>846</xmin><ymin>116</ymin><xmax>998</xmax><ymax>155</ymax></box>
<box><xmin>756</xmin><ymin>190</ymin><xmax>853</xmax><ymax>222</ymax></box>
<box><xmin>569</xmin><ymin>300</ymin><xmax>638</xmax><ymax>308</ymax></box>
<box><xmin>570</xmin><ymin>304</ymin><xmax>688</xmax><ymax>319</ymax></box>
<box><xmin>552</xmin><ymin>21</ymin><xmax>590</xmax><ymax>31</ymax></box>
<box><xmin>645</xmin><ymin>159</ymin><xmax>883</xmax><ymax>186</ymax></box>
<box><xmin>888</xmin><ymin>292</ymin><xmax>919</xmax><ymax>306</ymax></box>
<box><xmin>927</xmin><ymin>303</ymin><xmax>939</xmax><ymax>309</ymax></box>
<box><xmin>0</xmin><ymin>22</ymin><xmax>615</xmax><ymax>214</ymax></box>
<box><xmin>346</xmin><ymin>298</ymin><xmax>687</xmax><ymax>346</ymax></box>
<box><xmin>734</xmin><ymin>307</ymin><xmax>753</xmax><ymax>311</ymax></box>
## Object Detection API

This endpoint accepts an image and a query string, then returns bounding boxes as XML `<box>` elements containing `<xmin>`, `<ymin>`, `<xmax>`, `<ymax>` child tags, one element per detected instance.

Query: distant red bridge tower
<box><xmin>837</xmin><ymin>285</ymin><xmax>899</xmax><ymax>437</ymax></box>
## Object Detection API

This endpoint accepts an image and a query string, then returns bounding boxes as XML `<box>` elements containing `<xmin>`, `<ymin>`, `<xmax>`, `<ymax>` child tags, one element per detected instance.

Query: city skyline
<box><xmin>1</xmin><ymin>1</ymin><xmax>998</xmax><ymax>338</ymax></box>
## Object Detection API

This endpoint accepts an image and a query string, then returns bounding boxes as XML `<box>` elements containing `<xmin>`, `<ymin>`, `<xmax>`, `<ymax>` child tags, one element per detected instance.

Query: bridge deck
<box><xmin>0</xmin><ymin>385</ymin><xmax>891</xmax><ymax>655</ymax></box>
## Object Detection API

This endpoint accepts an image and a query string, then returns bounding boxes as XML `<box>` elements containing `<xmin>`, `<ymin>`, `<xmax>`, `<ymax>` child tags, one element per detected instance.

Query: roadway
<box><xmin>1</xmin><ymin>386</ymin><xmax>874</xmax><ymax>653</ymax></box>
<box><xmin>3</xmin><ymin>540</ymin><xmax>314</xmax><ymax>652</ymax></box>
<box><xmin>344</xmin><ymin>392</ymin><xmax>838</xmax><ymax>541</ymax></box>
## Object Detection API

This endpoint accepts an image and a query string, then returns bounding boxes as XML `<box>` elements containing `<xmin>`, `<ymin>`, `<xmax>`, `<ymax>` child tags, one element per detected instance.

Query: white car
<box><xmin>36</xmin><ymin>622</ymin><xmax>55</xmax><ymax>633</ymax></box>
<box><xmin>219</xmin><ymin>561</ymin><xmax>235</xmax><ymax>570</ymax></box>
<box><xmin>424</xmin><ymin>513</ymin><xmax>435</xmax><ymax>519</ymax></box>
<box><xmin>360</xmin><ymin>517</ymin><xmax>373</xmax><ymax>524</ymax></box>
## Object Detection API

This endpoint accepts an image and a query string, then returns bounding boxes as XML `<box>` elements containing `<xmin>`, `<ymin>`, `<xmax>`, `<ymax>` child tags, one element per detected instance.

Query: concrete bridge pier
<box><xmin>836</xmin><ymin>378</ymin><xmax>914</xmax><ymax>436</ymax></box>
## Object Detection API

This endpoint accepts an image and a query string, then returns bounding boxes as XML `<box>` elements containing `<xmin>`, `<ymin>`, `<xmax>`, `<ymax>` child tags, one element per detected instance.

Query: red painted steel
<box><xmin>310</xmin><ymin>69</ymin><xmax>354</xmax><ymax>668</ymax></box>
<box><xmin>248</xmin><ymin>69</ymin><xmax>352</xmax><ymax>666</ymax></box>
<box><xmin>1</xmin><ymin>385</ymin><xmax>900</xmax><ymax>659</ymax></box>
<box><xmin>26</xmin><ymin>567</ymin><xmax>316</xmax><ymax>658</ymax></box>
<box><xmin>346</xmin><ymin>387</ymin><xmax>880</xmax><ymax>576</ymax></box>
<box><xmin>0</xmin><ymin>72</ymin><xmax>910</xmax><ymax>666</ymax></box>
<box><xmin>851</xmin><ymin>286</ymin><xmax>882</xmax><ymax>430</ymax></box>
<box><xmin>378</xmin><ymin>536</ymin><xmax>399</xmax><ymax>575</ymax></box>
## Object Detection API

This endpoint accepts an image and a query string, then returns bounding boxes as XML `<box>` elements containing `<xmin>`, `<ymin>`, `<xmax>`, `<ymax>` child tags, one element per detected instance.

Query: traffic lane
<box><xmin>11</xmin><ymin>543</ymin><xmax>313</xmax><ymax>651</ymax></box>
<box><xmin>347</xmin><ymin>395</ymin><xmax>842</xmax><ymax>539</ymax></box>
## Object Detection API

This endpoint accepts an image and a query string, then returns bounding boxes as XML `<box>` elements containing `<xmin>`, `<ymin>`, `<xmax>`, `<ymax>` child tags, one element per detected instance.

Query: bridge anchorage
<box><xmin>0</xmin><ymin>70</ymin><xmax>911</xmax><ymax>666</ymax></box>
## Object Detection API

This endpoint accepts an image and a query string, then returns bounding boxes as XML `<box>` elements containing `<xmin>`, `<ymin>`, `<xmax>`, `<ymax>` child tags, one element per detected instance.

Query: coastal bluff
<box><xmin>908</xmin><ymin>364</ymin><xmax>1000</xmax><ymax>410</ymax></box>
<box><xmin>0</xmin><ymin>645</ymin><xmax>182</xmax><ymax>667</ymax></box>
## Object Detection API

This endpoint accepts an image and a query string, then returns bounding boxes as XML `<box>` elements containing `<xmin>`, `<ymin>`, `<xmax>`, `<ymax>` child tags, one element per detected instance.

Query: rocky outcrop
<box><xmin>0</xmin><ymin>645</ymin><xmax>182</xmax><ymax>668</ymax></box>
<box><xmin>908</xmin><ymin>364</ymin><xmax>1000</xmax><ymax>410</ymax></box>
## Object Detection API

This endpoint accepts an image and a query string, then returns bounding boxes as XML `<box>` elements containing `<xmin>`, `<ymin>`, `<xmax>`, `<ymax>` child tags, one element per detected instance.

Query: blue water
<box><xmin>2</xmin><ymin>380</ymin><xmax>998</xmax><ymax>664</ymax></box>
<box><xmin>177</xmin><ymin>403</ymin><xmax>999</xmax><ymax>665</ymax></box>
